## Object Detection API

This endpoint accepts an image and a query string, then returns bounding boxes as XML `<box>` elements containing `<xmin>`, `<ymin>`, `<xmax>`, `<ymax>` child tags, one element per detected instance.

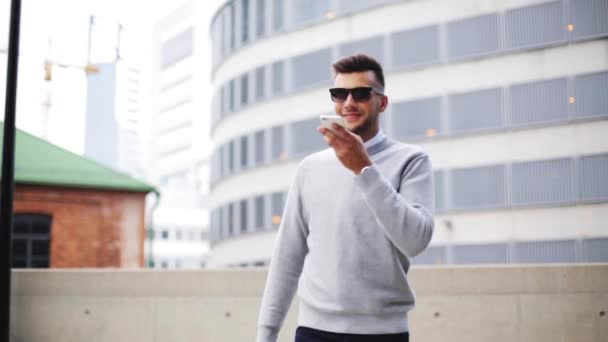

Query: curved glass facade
<box><xmin>210</xmin><ymin>0</ymin><xmax>608</xmax><ymax>130</ymax></box>
<box><xmin>211</xmin><ymin>71</ymin><xmax>608</xmax><ymax>186</ymax></box>
<box><xmin>210</xmin><ymin>0</ymin><xmax>404</xmax><ymax>69</ymax></box>
<box><xmin>210</xmin><ymin>152</ymin><xmax>608</xmax><ymax>243</ymax></box>
<box><xmin>207</xmin><ymin>0</ymin><xmax>608</xmax><ymax>262</ymax></box>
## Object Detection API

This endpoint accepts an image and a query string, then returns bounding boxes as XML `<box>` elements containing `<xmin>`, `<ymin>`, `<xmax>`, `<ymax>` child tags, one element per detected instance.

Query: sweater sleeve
<box><xmin>354</xmin><ymin>151</ymin><xmax>434</xmax><ymax>258</ymax></box>
<box><xmin>256</xmin><ymin>165</ymin><xmax>309</xmax><ymax>342</ymax></box>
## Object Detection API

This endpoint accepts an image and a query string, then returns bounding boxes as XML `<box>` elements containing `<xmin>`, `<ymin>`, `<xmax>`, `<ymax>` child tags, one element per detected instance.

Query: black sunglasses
<box><xmin>329</xmin><ymin>87</ymin><xmax>383</xmax><ymax>103</ymax></box>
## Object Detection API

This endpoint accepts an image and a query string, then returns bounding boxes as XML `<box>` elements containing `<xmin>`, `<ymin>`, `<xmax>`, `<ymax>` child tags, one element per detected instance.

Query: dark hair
<box><xmin>331</xmin><ymin>54</ymin><xmax>385</xmax><ymax>89</ymax></box>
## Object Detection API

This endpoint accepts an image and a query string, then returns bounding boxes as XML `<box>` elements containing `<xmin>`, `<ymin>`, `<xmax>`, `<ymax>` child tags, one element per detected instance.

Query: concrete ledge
<box><xmin>10</xmin><ymin>264</ymin><xmax>608</xmax><ymax>342</ymax></box>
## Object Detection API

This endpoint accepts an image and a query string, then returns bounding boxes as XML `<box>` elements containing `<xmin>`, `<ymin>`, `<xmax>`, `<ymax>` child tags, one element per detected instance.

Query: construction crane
<box><xmin>40</xmin><ymin>38</ymin><xmax>99</xmax><ymax>139</ymax></box>
<box><xmin>40</xmin><ymin>15</ymin><xmax>106</xmax><ymax>139</ymax></box>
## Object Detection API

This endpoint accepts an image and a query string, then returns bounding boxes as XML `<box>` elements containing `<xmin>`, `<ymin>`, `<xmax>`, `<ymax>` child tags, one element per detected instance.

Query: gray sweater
<box><xmin>256</xmin><ymin>136</ymin><xmax>435</xmax><ymax>341</ymax></box>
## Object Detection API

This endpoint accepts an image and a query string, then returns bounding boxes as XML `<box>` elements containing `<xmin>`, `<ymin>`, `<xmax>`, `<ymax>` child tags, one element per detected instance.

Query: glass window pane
<box><xmin>391</xmin><ymin>25</ymin><xmax>439</xmax><ymax>68</ymax></box>
<box><xmin>254</xmin><ymin>130</ymin><xmax>266</xmax><ymax>165</ymax></box>
<box><xmin>511</xmin><ymin>158</ymin><xmax>574</xmax><ymax>206</ymax></box>
<box><xmin>447</xmin><ymin>13</ymin><xmax>500</xmax><ymax>61</ymax></box>
<box><xmin>449</xmin><ymin>88</ymin><xmax>504</xmax><ymax>133</ymax></box>
<box><xmin>513</xmin><ymin>239</ymin><xmax>576</xmax><ymax>263</ymax></box>
<box><xmin>12</xmin><ymin>258</ymin><xmax>27</xmax><ymax>268</ymax></box>
<box><xmin>290</xmin><ymin>118</ymin><xmax>325</xmax><ymax>157</ymax></box>
<box><xmin>290</xmin><ymin>0</ymin><xmax>329</xmax><ymax>27</ymax></box>
<box><xmin>256</xmin><ymin>0</ymin><xmax>266</xmax><ymax>37</ymax></box>
<box><xmin>30</xmin><ymin>258</ymin><xmax>49</xmax><ymax>268</ymax></box>
<box><xmin>570</xmin><ymin>0</ymin><xmax>608</xmax><ymax>41</ymax></box>
<box><xmin>271</xmin><ymin>126</ymin><xmax>285</xmax><ymax>161</ymax></box>
<box><xmin>240</xmin><ymin>74</ymin><xmax>249</xmax><ymax>105</ymax></box>
<box><xmin>504</xmin><ymin>1</ymin><xmax>565</xmax><ymax>51</ymax></box>
<box><xmin>31</xmin><ymin>240</ymin><xmax>50</xmax><ymax>257</ymax></box>
<box><xmin>255</xmin><ymin>195</ymin><xmax>265</xmax><ymax>229</ymax></box>
<box><xmin>580</xmin><ymin>154</ymin><xmax>608</xmax><ymax>202</ymax></box>
<box><xmin>451</xmin><ymin>165</ymin><xmax>507</xmax><ymax>209</ymax></box>
<box><xmin>240</xmin><ymin>199</ymin><xmax>248</xmax><ymax>233</ymax></box>
<box><xmin>291</xmin><ymin>48</ymin><xmax>331</xmax><ymax>90</ymax></box>
<box><xmin>12</xmin><ymin>239</ymin><xmax>27</xmax><ymax>257</ymax></box>
<box><xmin>255</xmin><ymin>66</ymin><xmax>265</xmax><ymax>100</ymax></box>
<box><xmin>242</xmin><ymin>0</ymin><xmax>250</xmax><ymax>43</ymax></box>
<box><xmin>13</xmin><ymin>220</ymin><xmax>29</xmax><ymax>234</ymax></box>
<box><xmin>572</xmin><ymin>71</ymin><xmax>608</xmax><ymax>119</ymax></box>
<box><xmin>271</xmin><ymin>61</ymin><xmax>284</xmax><ymax>95</ymax></box>
<box><xmin>337</xmin><ymin>35</ymin><xmax>384</xmax><ymax>64</ymax></box>
<box><xmin>161</xmin><ymin>27</ymin><xmax>194</xmax><ymax>68</ymax></box>
<box><xmin>240</xmin><ymin>136</ymin><xmax>249</xmax><ymax>168</ymax></box>
<box><xmin>392</xmin><ymin>97</ymin><xmax>442</xmax><ymax>139</ymax></box>
<box><xmin>32</xmin><ymin>216</ymin><xmax>51</xmax><ymax>235</ymax></box>
<box><xmin>272</xmin><ymin>0</ymin><xmax>283</xmax><ymax>32</ymax></box>
<box><xmin>509</xmin><ymin>78</ymin><xmax>568</xmax><ymax>126</ymax></box>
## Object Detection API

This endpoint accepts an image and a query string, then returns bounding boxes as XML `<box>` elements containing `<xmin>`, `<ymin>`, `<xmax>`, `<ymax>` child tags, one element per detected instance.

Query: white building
<box><xmin>146</xmin><ymin>1</ymin><xmax>212</xmax><ymax>269</ymax></box>
<box><xmin>85</xmin><ymin>61</ymin><xmax>145</xmax><ymax>178</ymax></box>
<box><xmin>206</xmin><ymin>0</ymin><xmax>608</xmax><ymax>267</ymax></box>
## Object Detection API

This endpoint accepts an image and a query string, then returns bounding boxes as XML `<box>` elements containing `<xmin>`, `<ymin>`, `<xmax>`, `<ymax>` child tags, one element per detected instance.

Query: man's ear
<box><xmin>380</xmin><ymin>95</ymin><xmax>389</xmax><ymax>112</ymax></box>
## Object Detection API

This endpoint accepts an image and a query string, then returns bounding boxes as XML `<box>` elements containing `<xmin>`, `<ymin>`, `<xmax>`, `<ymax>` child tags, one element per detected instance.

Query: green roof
<box><xmin>0</xmin><ymin>122</ymin><xmax>157</xmax><ymax>194</ymax></box>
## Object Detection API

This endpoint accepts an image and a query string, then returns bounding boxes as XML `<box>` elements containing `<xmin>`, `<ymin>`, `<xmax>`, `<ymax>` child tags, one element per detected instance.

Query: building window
<box><xmin>291</xmin><ymin>48</ymin><xmax>331</xmax><ymax>90</ymax></box>
<box><xmin>271</xmin><ymin>192</ymin><xmax>285</xmax><ymax>228</ymax></box>
<box><xmin>176</xmin><ymin>230</ymin><xmax>182</xmax><ymax>240</ymax></box>
<box><xmin>255</xmin><ymin>195</ymin><xmax>265</xmax><ymax>229</ymax></box>
<box><xmin>230</xmin><ymin>3</ymin><xmax>236</xmax><ymax>49</ymax></box>
<box><xmin>272</xmin><ymin>0</ymin><xmax>283</xmax><ymax>32</ymax></box>
<box><xmin>256</xmin><ymin>0</ymin><xmax>265</xmax><ymax>38</ymax></box>
<box><xmin>240</xmin><ymin>73</ymin><xmax>249</xmax><ymax>105</ymax></box>
<box><xmin>161</xmin><ymin>27</ymin><xmax>194</xmax><ymax>69</ymax></box>
<box><xmin>271</xmin><ymin>61</ymin><xmax>284</xmax><ymax>95</ymax></box>
<box><xmin>229</xmin><ymin>79</ymin><xmax>236</xmax><ymax>113</ymax></box>
<box><xmin>240</xmin><ymin>136</ymin><xmax>249</xmax><ymax>168</ymax></box>
<box><xmin>242</xmin><ymin>0</ymin><xmax>250</xmax><ymax>43</ymax></box>
<box><xmin>254</xmin><ymin>130</ymin><xmax>265</xmax><ymax>165</ymax></box>
<box><xmin>228</xmin><ymin>203</ymin><xmax>234</xmax><ymax>236</ymax></box>
<box><xmin>271</xmin><ymin>125</ymin><xmax>285</xmax><ymax>161</ymax></box>
<box><xmin>12</xmin><ymin>214</ymin><xmax>52</xmax><ymax>268</ymax></box>
<box><xmin>255</xmin><ymin>66</ymin><xmax>266</xmax><ymax>100</ymax></box>
<box><xmin>240</xmin><ymin>199</ymin><xmax>248</xmax><ymax>234</ymax></box>
<box><xmin>228</xmin><ymin>141</ymin><xmax>235</xmax><ymax>173</ymax></box>
<box><xmin>161</xmin><ymin>230</ymin><xmax>169</xmax><ymax>240</ymax></box>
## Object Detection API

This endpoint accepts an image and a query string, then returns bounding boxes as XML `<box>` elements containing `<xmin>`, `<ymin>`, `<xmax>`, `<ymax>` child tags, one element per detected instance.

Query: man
<box><xmin>256</xmin><ymin>54</ymin><xmax>434</xmax><ymax>342</ymax></box>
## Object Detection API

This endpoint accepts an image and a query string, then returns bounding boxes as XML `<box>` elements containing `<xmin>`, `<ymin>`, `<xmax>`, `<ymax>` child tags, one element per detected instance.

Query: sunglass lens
<box><xmin>351</xmin><ymin>88</ymin><xmax>372</xmax><ymax>101</ymax></box>
<box><xmin>330</xmin><ymin>88</ymin><xmax>349</xmax><ymax>102</ymax></box>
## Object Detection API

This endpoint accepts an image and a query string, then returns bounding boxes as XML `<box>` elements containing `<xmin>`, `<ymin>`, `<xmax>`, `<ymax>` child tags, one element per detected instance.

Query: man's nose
<box><xmin>344</xmin><ymin>93</ymin><xmax>356</xmax><ymax>106</ymax></box>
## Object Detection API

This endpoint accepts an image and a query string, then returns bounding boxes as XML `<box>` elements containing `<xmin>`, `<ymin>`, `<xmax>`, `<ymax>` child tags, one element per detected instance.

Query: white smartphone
<box><xmin>319</xmin><ymin>114</ymin><xmax>346</xmax><ymax>130</ymax></box>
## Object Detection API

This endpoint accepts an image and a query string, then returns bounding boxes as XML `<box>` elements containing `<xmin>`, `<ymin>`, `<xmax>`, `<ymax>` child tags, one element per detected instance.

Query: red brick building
<box><xmin>7</xmin><ymin>125</ymin><xmax>157</xmax><ymax>268</ymax></box>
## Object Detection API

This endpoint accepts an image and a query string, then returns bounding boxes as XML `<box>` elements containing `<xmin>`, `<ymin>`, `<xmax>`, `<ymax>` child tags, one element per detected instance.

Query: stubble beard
<box><xmin>349</xmin><ymin>113</ymin><xmax>379</xmax><ymax>140</ymax></box>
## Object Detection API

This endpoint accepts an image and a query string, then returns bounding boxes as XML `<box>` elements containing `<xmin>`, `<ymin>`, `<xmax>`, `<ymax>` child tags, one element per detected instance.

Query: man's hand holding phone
<box><xmin>318</xmin><ymin>114</ymin><xmax>371</xmax><ymax>175</ymax></box>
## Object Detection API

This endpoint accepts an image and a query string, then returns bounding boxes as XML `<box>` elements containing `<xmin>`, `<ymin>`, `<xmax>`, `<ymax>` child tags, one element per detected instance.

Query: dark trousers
<box><xmin>295</xmin><ymin>326</ymin><xmax>409</xmax><ymax>342</ymax></box>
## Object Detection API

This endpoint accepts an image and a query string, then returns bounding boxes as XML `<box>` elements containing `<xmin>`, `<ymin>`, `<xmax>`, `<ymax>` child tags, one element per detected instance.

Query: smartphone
<box><xmin>319</xmin><ymin>114</ymin><xmax>346</xmax><ymax>130</ymax></box>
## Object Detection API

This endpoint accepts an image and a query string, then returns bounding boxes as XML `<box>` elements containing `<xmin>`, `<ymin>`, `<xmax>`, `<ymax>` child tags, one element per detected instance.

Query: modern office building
<box><xmin>147</xmin><ymin>1</ymin><xmax>211</xmax><ymax>268</ymax></box>
<box><xmin>206</xmin><ymin>0</ymin><xmax>608</xmax><ymax>267</ymax></box>
<box><xmin>85</xmin><ymin>61</ymin><xmax>145</xmax><ymax>178</ymax></box>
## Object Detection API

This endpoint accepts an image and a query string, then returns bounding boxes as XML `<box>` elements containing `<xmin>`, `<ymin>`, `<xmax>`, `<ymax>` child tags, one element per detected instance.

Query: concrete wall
<box><xmin>10</xmin><ymin>264</ymin><xmax>608</xmax><ymax>341</ymax></box>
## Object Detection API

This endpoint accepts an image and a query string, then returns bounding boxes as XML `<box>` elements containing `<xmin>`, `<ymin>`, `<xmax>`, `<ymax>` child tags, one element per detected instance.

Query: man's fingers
<box><xmin>330</xmin><ymin>123</ymin><xmax>350</xmax><ymax>139</ymax></box>
<box><xmin>318</xmin><ymin>126</ymin><xmax>345</xmax><ymax>149</ymax></box>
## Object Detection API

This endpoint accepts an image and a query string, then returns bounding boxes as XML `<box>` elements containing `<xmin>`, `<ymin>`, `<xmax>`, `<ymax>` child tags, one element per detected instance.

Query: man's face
<box><xmin>332</xmin><ymin>71</ymin><xmax>388</xmax><ymax>140</ymax></box>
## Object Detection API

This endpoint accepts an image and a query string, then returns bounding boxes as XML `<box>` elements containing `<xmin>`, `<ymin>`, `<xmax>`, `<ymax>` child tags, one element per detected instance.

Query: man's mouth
<box><xmin>342</xmin><ymin>113</ymin><xmax>361</xmax><ymax>122</ymax></box>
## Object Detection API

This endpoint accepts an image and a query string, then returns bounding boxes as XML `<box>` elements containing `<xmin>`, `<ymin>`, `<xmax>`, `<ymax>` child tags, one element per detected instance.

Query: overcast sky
<box><xmin>1</xmin><ymin>0</ymin><xmax>223</xmax><ymax>154</ymax></box>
